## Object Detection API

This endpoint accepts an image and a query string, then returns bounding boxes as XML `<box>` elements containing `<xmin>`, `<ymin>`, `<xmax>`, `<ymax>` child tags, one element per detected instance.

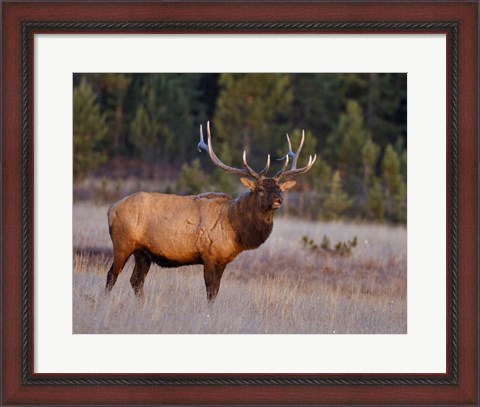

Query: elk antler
<box><xmin>274</xmin><ymin>130</ymin><xmax>317</xmax><ymax>180</ymax></box>
<box><xmin>198</xmin><ymin>121</ymin><xmax>270</xmax><ymax>179</ymax></box>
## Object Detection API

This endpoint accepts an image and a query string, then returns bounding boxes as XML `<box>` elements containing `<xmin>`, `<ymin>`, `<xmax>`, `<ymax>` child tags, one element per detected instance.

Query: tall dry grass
<box><xmin>73</xmin><ymin>202</ymin><xmax>406</xmax><ymax>334</ymax></box>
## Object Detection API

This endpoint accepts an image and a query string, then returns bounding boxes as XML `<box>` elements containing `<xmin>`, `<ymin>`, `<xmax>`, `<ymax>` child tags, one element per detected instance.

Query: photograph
<box><xmin>72</xmin><ymin>73</ymin><xmax>407</xmax><ymax>334</ymax></box>
<box><xmin>3</xmin><ymin>1</ymin><xmax>478</xmax><ymax>405</ymax></box>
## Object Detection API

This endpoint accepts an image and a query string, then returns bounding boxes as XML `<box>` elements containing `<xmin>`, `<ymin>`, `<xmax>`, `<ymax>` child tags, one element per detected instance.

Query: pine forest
<box><xmin>73</xmin><ymin>73</ymin><xmax>407</xmax><ymax>223</ymax></box>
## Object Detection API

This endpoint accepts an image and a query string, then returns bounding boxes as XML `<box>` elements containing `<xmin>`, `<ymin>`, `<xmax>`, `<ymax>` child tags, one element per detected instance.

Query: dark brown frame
<box><xmin>2</xmin><ymin>1</ymin><xmax>478</xmax><ymax>405</ymax></box>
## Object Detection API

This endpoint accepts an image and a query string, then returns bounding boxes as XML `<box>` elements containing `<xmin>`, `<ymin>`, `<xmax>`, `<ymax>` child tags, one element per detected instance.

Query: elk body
<box><xmin>105</xmin><ymin>122</ymin><xmax>316</xmax><ymax>302</ymax></box>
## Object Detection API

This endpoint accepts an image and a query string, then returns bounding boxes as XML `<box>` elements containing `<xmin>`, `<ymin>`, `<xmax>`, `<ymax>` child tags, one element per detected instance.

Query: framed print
<box><xmin>2</xmin><ymin>1</ymin><xmax>478</xmax><ymax>405</ymax></box>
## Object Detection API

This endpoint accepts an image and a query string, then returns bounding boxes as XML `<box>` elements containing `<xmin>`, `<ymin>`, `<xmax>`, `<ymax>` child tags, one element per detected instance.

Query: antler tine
<box><xmin>281</xmin><ymin>153</ymin><xmax>317</xmax><ymax>178</ymax></box>
<box><xmin>198</xmin><ymin>122</ymin><xmax>260</xmax><ymax>179</ymax></box>
<box><xmin>198</xmin><ymin>124</ymin><xmax>209</xmax><ymax>152</ymax></box>
<box><xmin>273</xmin><ymin>154</ymin><xmax>290</xmax><ymax>179</ymax></box>
<box><xmin>199</xmin><ymin>122</ymin><xmax>314</xmax><ymax>180</ymax></box>
<box><xmin>275</xmin><ymin>130</ymin><xmax>316</xmax><ymax>179</ymax></box>
<box><xmin>205</xmin><ymin>121</ymin><xmax>220</xmax><ymax>162</ymax></box>
<box><xmin>242</xmin><ymin>151</ymin><xmax>270</xmax><ymax>179</ymax></box>
<box><xmin>257</xmin><ymin>154</ymin><xmax>271</xmax><ymax>177</ymax></box>
<box><xmin>286</xmin><ymin>133</ymin><xmax>293</xmax><ymax>155</ymax></box>
<box><xmin>294</xmin><ymin>129</ymin><xmax>305</xmax><ymax>168</ymax></box>
<box><xmin>287</xmin><ymin>130</ymin><xmax>305</xmax><ymax>170</ymax></box>
<box><xmin>242</xmin><ymin>151</ymin><xmax>261</xmax><ymax>179</ymax></box>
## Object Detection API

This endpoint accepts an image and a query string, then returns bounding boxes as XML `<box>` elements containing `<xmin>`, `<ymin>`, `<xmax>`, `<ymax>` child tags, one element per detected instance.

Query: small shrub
<box><xmin>301</xmin><ymin>235</ymin><xmax>358</xmax><ymax>256</ymax></box>
<box><xmin>95</xmin><ymin>178</ymin><xmax>122</xmax><ymax>205</ymax></box>
<box><xmin>176</xmin><ymin>159</ymin><xmax>210</xmax><ymax>195</ymax></box>
<box><xmin>95</xmin><ymin>178</ymin><xmax>110</xmax><ymax>205</ymax></box>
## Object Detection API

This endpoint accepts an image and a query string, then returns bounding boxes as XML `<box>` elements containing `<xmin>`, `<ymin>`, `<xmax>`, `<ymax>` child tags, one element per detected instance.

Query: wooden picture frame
<box><xmin>2</xmin><ymin>1</ymin><xmax>478</xmax><ymax>405</ymax></box>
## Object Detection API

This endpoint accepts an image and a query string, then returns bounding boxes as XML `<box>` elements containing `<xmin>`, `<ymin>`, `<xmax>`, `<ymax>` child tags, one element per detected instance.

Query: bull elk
<box><xmin>105</xmin><ymin>122</ymin><xmax>316</xmax><ymax>302</ymax></box>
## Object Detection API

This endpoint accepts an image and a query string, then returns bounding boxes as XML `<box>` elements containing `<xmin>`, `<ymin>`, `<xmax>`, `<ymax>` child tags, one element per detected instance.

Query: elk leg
<box><xmin>130</xmin><ymin>250</ymin><xmax>152</xmax><ymax>298</ymax></box>
<box><xmin>203</xmin><ymin>263</ymin><xmax>226</xmax><ymax>303</ymax></box>
<box><xmin>105</xmin><ymin>250</ymin><xmax>131</xmax><ymax>292</ymax></box>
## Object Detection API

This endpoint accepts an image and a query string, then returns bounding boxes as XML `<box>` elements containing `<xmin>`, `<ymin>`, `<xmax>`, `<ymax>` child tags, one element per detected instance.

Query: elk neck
<box><xmin>228</xmin><ymin>191</ymin><xmax>274</xmax><ymax>250</ymax></box>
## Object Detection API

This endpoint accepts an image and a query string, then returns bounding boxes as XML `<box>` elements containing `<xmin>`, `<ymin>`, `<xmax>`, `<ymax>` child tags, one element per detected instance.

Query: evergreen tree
<box><xmin>306</xmin><ymin>156</ymin><xmax>333</xmax><ymax>219</ymax></box>
<box><xmin>213</xmin><ymin>73</ymin><xmax>293</xmax><ymax>170</ymax></box>
<box><xmin>362</xmin><ymin>137</ymin><xmax>380</xmax><ymax>181</ymax></box>
<box><xmin>365</xmin><ymin>177</ymin><xmax>386</xmax><ymax>221</ymax></box>
<box><xmin>326</xmin><ymin>100</ymin><xmax>370</xmax><ymax>170</ymax></box>
<box><xmin>73</xmin><ymin>78</ymin><xmax>109</xmax><ymax>181</ymax></box>
<box><xmin>361</xmin><ymin>136</ymin><xmax>381</xmax><ymax>211</ymax></box>
<box><xmin>325</xmin><ymin>100</ymin><xmax>371</xmax><ymax>200</ymax></box>
<box><xmin>382</xmin><ymin>144</ymin><xmax>402</xmax><ymax>193</ymax></box>
<box><xmin>101</xmin><ymin>73</ymin><xmax>132</xmax><ymax>155</ymax></box>
<box><xmin>322</xmin><ymin>170</ymin><xmax>352</xmax><ymax>220</ymax></box>
<box><xmin>311</xmin><ymin>156</ymin><xmax>333</xmax><ymax>195</ymax></box>
<box><xmin>382</xmin><ymin>144</ymin><xmax>406</xmax><ymax>222</ymax></box>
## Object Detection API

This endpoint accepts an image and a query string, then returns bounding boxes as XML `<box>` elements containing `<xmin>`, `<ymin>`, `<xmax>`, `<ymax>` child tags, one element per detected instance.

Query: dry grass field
<box><xmin>73</xmin><ymin>202</ymin><xmax>407</xmax><ymax>334</ymax></box>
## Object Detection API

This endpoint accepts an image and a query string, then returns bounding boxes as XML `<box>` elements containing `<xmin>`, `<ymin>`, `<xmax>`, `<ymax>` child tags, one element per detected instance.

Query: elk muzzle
<box><xmin>271</xmin><ymin>194</ymin><xmax>283</xmax><ymax>209</ymax></box>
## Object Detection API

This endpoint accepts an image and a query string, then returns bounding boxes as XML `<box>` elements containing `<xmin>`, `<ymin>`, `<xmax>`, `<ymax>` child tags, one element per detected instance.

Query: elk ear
<box><xmin>240</xmin><ymin>177</ymin><xmax>257</xmax><ymax>191</ymax></box>
<box><xmin>279</xmin><ymin>180</ymin><xmax>296</xmax><ymax>191</ymax></box>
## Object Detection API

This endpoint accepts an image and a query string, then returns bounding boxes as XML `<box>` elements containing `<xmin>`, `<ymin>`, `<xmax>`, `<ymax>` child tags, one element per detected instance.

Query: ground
<box><xmin>73</xmin><ymin>202</ymin><xmax>407</xmax><ymax>334</ymax></box>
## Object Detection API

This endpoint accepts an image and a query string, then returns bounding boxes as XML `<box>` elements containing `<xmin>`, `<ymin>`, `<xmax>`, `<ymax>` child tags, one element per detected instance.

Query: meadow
<box><xmin>73</xmin><ymin>201</ymin><xmax>407</xmax><ymax>334</ymax></box>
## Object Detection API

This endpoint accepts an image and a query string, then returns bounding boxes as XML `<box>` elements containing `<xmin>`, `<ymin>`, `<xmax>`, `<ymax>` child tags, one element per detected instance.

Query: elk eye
<box><xmin>257</xmin><ymin>187</ymin><xmax>265</xmax><ymax>194</ymax></box>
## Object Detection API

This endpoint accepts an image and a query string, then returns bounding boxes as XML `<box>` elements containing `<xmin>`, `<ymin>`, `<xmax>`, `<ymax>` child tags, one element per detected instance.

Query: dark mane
<box><xmin>228</xmin><ymin>192</ymin><xmax>274</xmax><ymax>250</ymax></box>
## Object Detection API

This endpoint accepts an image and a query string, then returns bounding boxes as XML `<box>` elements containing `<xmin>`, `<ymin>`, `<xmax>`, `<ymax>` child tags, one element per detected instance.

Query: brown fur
<box><xmin>105</xmin><ymin>178</ymin><xmax>295</xmax><ymax>302</ymax></box>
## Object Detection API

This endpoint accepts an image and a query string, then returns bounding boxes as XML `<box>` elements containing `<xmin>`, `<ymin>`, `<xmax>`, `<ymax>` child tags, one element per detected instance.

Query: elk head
<box><xmin>198</xmin><ymin>121</ymin><xmax>316</xmax><ymax>212</ymax></box>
